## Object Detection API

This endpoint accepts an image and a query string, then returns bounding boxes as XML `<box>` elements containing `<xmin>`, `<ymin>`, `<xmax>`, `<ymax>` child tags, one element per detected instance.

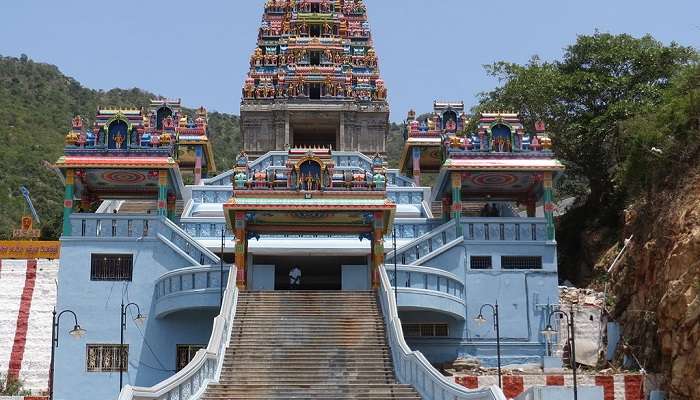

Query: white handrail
<box><xmin>378</xmin><ymin>266</ymin><xmax>506</xmax><ymax>400</ymax></box>
<box><xmin>387</xmin><ymin>219</ymin><xmax>457</xmax><ymax>261</ymax></box>
<box><xmin>117</xmin><ymin>265</ymin><xmax>238</xmax><ymax>400</ymax></box>
<box><xmin>160</xmin><ymin>217</ymin><xmax>220</xmax><ymax>265</ymax></box>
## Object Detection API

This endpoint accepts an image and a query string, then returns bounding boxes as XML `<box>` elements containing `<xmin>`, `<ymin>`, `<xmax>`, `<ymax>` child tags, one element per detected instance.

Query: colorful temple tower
<box><xmin>240</xmin><ymin>0</ymin><xmax>389</xmax><ymax>157</ymax></box>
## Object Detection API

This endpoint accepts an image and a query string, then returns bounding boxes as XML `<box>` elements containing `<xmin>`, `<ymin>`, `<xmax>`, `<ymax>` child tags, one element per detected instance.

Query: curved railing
<box><xmin>387</xmin><ymin>220</ymin><xmax>459</xmax><ymax>264</ymax></box>
<box><xmin>118</xmin><ymin>265</ymin><xmax>238</xmax><ymax>400</ymax></box>
<box><xmin>154</xmin><ymin>266</ymin><xmax>231</xmax><ymax>318</ymax></box>
<box><xmin>387</xmin><ymin>265</ymin><xmax>465</xmax><ymax>320</ymax></box>
<box><xmin>378</xmin><ymin>266</ymin><xmax>506</xmax><ymax>400</ymax></box>
<box><xmin>387</xmin><ymin>265</ymin><xmax>464</xmax><ymax>299</ymax></box>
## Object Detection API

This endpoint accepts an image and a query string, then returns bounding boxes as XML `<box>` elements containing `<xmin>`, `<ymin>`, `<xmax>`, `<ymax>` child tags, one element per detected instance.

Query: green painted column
<box><xmin>544</xmin><ymin>172</ymin><xmax>555</xmax><ymax>241</ymax></box>
<box><xmin>158</xmin><ymin>170</ymin><xmax>168</xmax><ymax>217</ymax></box>
<box><xmin>451</xmin><ymin>173</ymin><xmax>462</xmax><ymax>236</ymax></box>
<box><xmin>62</xmin><ymin>169</ymin><xmax>75</xmax><ymax>236</ymax></box>
<box><xmin>167</xmin><ymin>194</ymin><xmax>176</xmax><ymax>221</ymax></box>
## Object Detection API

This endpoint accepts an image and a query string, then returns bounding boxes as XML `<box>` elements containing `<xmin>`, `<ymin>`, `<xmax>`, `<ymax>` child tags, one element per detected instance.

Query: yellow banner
<box><xmin>0</xmin><ymin>241</ymin><xmax>61</xmax><ymax>259</ymax></box>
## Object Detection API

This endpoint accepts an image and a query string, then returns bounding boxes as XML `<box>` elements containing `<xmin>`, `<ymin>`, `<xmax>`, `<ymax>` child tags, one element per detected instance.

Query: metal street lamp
<box><xmin>49</xmin><ymin>309</ymin><xmax>86</xmax><ymax>400</ymax></box>
<box><xmin>474</xmin><ymin>303</ymin><xmax>501</xmax><ymax>389</ymax></box>
<box><xmin>120</xmin><ymin>302</ymin><xmax>146</xmax><ymax>391</ymax></box>
<box><xmin>542</xmin><ymin>305</ymin><xmax>578</xmax><ymax>400</ymax></box>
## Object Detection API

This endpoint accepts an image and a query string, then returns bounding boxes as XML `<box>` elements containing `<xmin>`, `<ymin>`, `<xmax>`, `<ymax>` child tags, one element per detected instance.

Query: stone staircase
<box><xmin>202</xmin><ymin>291</ymin><xmax>421</xmax><ymax>400</ymax></box>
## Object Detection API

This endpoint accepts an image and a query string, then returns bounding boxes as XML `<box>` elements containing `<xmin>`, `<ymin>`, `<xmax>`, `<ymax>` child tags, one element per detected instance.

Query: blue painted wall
<box><xmin>54</xmin><ymin>233</ymin><xmax>218</xmax><ymax>400</ymax></box>
<box><xmin>396</xmin><ymin>239</ymin><xmax>560</xmax><ymax>366</ymax></box>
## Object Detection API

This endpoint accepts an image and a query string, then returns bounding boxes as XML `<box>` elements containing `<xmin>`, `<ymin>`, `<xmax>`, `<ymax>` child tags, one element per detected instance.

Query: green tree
<box><xmin>477</xmin><ymin>33</ymin><xmax>697</xmax><ymax>209</ymax></box>
<box><xmin>0</xmin><ymin>55</ymin><xmax>243</xmax><ymax>239</ymax></box>
<box><xmin>619</xmin><ymin>64</ymin><xmax>700</xmax><ymax>196</ymax></box>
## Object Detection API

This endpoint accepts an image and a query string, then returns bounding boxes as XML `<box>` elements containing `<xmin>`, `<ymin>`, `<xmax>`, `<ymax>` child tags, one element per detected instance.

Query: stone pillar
<box><xmin>451</xmin><ymin>173</ymin><xmax>462</xmax><ymax>236</ymax></box>
<box><xmin>441</xmin><ymin>194</ymin><xmax>451</xmax><ymax>223</ymax></box>
<box><xmin>194</xmin><ymin>146</ymin><xmax>203</xmax><ymax>185</ymax></box>
<box><xmin>158</xmin><ymin>170</ymin><xmax>168</xmax><ymax>216</ymax></box>
<box><xmin>371</xmin><ymin>211</ymin><xmax>384</xmax><ymax>290</ymax></box>
<box><xmin>284</xmin><ymin>114</ymin><xmax>290</xmax><ymax>148</ymax></box>
<box><xmin>412</xmin><ymin>147</ymin><xmax>422</xmax><ymax>186</ymax></box>
<box><xmin>526</xmin><ymin>194</ymin><xmax>537</xmax><ymax>218</ymax></box>
<box><xmin>62</xmin><ymin>169</ymin><xmax>75</xmax><ymax>236</ymax></box>
<box><xmin>543</xmin><ymin>171</ymin><xmax>555</xmax><ymax>241</ymax></box>
<box><xmin>339</xmin><ymin>113</ymin><xmax>345</xmax><ymax>151</ymax></box>
<box><xmin>234</xmin><ymin>212</ymin><xmax>247</xmax><ymax>289</ymax></box>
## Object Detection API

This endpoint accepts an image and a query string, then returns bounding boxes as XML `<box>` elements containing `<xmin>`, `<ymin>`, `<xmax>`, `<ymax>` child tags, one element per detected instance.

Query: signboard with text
<box><xmin>0</xmin><ymin>241</ymin><xmax>60</xmax><ymax>259</ymax></box>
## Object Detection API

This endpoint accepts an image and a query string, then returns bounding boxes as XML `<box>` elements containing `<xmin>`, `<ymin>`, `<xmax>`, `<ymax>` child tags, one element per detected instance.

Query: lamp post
<box><xmin>49</xmin><ymin>308</ymin><xmax>86</xmax><ymax>400</ymax></box>
<box><xmin>392</xmin><ymin>225</ymin><xmax>397</xmax><ymax>303</ymax></box>
<box><xmin>120</xmin><ymin>302</ymin><xmax>146</xmax><ymax>391</ymax></box>
<box><xmin>474</xmin><ymin>303</ymin><xmax>501</xmax><ymax>389</ymax></box>
<box><xmin>542</xmin><ymin>305</ymin><xmax>578</xmax><ymax>400</ymax></box>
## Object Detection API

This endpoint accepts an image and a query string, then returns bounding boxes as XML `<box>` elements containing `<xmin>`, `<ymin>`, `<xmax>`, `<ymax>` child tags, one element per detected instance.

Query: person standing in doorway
<box><xmin>289</xmin><ymin>265</ymin><xmax>302</xmax><ymax>290</ymax></box>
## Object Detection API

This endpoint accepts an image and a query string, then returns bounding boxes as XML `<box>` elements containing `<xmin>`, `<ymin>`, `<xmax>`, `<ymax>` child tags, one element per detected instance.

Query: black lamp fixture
<box><xmin>474</xmin><ymin>303</ymin><xmax>501</xmax><ymax>389</ymax></box>
<box><xmin>120</xmin><ymin>301</ymin><xmax>146</xmax><ymax>391</ymax></box>
<box><xmin>49</xmin><ymin>309</ymin><xmax>86</xmax><ymax>400</ymax></box>
<box><xmin>542</xmin><ymin>304</ymin><xmax>578</xmax><ymax>400</ymax></box>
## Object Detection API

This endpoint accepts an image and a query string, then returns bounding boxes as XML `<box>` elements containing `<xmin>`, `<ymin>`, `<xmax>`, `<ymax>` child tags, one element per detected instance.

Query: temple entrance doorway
<box><xmin>291</xmin><ymin>113</ymin><xmax>339</xmax><ymax>149</ymax></box>
<box><xmin>251</xmin><ymin>255</ymin><xmax>369</xmax><ymax>291</ymax></box>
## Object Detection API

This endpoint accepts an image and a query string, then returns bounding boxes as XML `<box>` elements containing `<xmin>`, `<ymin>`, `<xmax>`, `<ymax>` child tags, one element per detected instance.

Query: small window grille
<box><xmin>86</xmin><ymin>344</ymin><xmax>128</xmax><ymax>372</ymax></box>
<box><xmin>434</xmin><ymin>324</ymin><xmax>449</xmax><ymax>337</ymax></box>
<box><xmin>90</xmin><ymin>254</ymin><xmax>133</xmax><ymax>281</ymax></box>
<box><xmin>501</xmin><ymin>256</ymin><xmax>543</xmax><ymax>270</ymax></box>
<box><xmin>470</xmin><ymin>256</ymin><xmax>493</xmax><ymax>270</ymax></box>
<box><xmin>176</xmin><ymin>344</ymin><xmax>205</xmax><ymax>372</ymax></box>
<box><xmin>402</xmin><ymin>324</ymin><xmax>421</xmax><ymax>337</ymax></box>
<box><xmin>402</xmin><ymin>324</ymin><xmax>449</xmax><ymax>337</ymax></box>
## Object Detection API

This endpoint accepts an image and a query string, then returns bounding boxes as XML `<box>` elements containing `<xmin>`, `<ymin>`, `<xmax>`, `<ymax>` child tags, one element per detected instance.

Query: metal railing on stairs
<box><xmin>387</xmin><ymin>219</ymin><xmax>460</xmax><ymax>265</ymax></box>
<box><xmin>159</xmin><ymin>218</ymin><xmax>221</xmax><ymax>266</ymax></box>
<box><xmin>378</xmin><ymin>266</ymin><xmax>506</xmax><ymax>400</ymax></box>
<box><xmin>117</xmin><ymin>265</ymin><xmax>238</xmax><ymax>400</ymax></box>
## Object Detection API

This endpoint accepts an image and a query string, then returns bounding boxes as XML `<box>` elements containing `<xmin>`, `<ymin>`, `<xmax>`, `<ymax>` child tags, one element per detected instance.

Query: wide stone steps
<box><xmin>202</xmin><ymin>291</ymin><xmax>420</xmax><ymax>399</ymax></box>
<box><xmin>201</xmin><ymin>384</ymin><xmax>421</xmax><ymax>400</ymax></box>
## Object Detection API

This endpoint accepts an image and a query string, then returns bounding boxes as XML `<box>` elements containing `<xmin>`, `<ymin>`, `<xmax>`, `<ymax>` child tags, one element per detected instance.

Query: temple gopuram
<box><xmin>241</xmin><ymin>0</ymin><xmax>389</xmax><ymax>157</ymax></box>
<box><xmin>49</xmin><ymin>2</ymin><xmax>565</xmax><ymax>400</ymax></box>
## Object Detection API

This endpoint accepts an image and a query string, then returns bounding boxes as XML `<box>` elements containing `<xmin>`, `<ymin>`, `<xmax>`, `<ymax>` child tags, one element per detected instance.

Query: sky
<box><xmin>0</xmin><ymin>0</ymin><xmax>698</xmax><ymax>121</ymax></box>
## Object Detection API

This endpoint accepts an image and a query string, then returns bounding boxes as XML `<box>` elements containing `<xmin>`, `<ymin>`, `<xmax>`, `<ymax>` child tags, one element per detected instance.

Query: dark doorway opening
<box><xmin>310</xmin><ymin>24</ymin><xmax>321</xmax><ymax>37</ymax></box>
<box><xmin>310</xmin><ymin>51</ymin><xmax>321</xmax><ymax>66</ymax></box>
<box><xmin>156</xmin><ymin>107</ymin><xmax>172</xmax><ymax>130</ymax></box>
<box><xmin>310</xmin><ymin>83</ymin><xmax>321</xmax><ymax>99</ymax></box>
<box><xmin>254</xmin><ymin>255</ymin><xmax>367</xmax><ymax>291</ymax></box>
<box><xmin>291</xmin><ymin>114</ymin><xmax>339</xmax><ymax>149</ymax></box>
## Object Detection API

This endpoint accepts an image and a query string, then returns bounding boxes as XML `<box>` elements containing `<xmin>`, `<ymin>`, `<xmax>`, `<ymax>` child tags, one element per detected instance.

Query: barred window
<box><xmin>501</xmin><ymin>256</ymin><xmax>543</xmax><ymax>270</ymax></box>
<box><xmin>470</xmin><ymin>256</ymin><xmax>493</xmax><ymax>270</ymax></box>
<box><xmin>86</xmin><ymin>344</ymin><xmax>128</xmax><ymax>372</ymax></box>
<box><xmin>91</xmin><ymin>254</ymin><xmax>133</xmax><ymax>281</ymax></box>
<box><xmin>402</xmin><ymin>323</ymin><xmax>449</xmax><ymax>337</ymax></box>
<box><xmin>176</xmin><ymin>344</ymin><xmax>205</xmax><ymax>372</ymax></box>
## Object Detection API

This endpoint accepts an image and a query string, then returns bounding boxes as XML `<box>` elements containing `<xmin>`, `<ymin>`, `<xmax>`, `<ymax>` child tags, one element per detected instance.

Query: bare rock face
<box><xmin>610</xmin><ymin>169</ymin><xmax>700</xmax><ymax>400</ymax></box>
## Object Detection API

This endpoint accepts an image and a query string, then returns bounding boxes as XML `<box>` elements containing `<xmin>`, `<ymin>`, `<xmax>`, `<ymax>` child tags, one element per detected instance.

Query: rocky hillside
<box><xmin>607</xmin><ymin>165</ymin><xmax>700</xmax><ymax>399</ymax></box>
